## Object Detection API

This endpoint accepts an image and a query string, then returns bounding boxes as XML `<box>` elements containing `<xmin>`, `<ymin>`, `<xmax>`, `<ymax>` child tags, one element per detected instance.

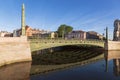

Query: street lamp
<box><xmin>104</xmin><ymin>27</ymin><xmax>108</xmax><ymax>42</ymax></box>
<box><xmin>105</xmin><ymin>27</ymin><xmax>108</xmax><ymax>42</ymax></box>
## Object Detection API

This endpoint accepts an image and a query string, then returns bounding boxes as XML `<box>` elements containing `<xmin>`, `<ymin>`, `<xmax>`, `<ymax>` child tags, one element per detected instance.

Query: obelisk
<box><xmin>21</xmin><ymin>3</ymin><xmax>26</xmax><ymax>36</ymax></box>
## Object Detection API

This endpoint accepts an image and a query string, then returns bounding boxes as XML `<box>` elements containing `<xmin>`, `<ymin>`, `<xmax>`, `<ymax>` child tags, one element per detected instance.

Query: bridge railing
<box><xmin>29</xmin><ymin>39</ymin><xmax>104</xmax><ymax>51</ymax></box>
<box><xmin>29</xmin><ymin>38</ymin><xmax>104</xmax><ymax>44</ymax></box>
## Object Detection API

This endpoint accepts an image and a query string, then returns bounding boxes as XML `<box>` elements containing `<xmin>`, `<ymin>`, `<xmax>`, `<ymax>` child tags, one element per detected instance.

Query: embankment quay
<box><xmin>0</xmin><ymin>37</ymin><xmax>32</xmax><ymax>67</ymax></box>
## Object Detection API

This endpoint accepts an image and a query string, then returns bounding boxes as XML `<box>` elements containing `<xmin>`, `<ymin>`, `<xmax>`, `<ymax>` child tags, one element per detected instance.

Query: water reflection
<box><xmin>0</xmin><ymin>62</ymin><xmax>31</xmax><ymax>80</ymax></box>
<box><xmin>104</xmin><ymin>51</ymin><xmax>120</xmax><ymax>76</ymax></box>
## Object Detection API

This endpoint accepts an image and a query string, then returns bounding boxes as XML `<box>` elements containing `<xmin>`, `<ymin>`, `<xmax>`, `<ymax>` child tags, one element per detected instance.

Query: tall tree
<box><xmin>57</xmin><ymin>24</ymin><xmax>73</xmax><ymax>38</ymax></box>
<box><xmin>65</xmin><ymin>26</ymin><xmax>73</xmax><ymax>34</ymax></box>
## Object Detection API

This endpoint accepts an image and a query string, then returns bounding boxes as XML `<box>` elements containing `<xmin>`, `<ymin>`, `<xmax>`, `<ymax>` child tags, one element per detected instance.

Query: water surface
<box><xmin>31</xmin><ymin>60</ymin><xmax>120</xmax><ymax>80</ymax></box>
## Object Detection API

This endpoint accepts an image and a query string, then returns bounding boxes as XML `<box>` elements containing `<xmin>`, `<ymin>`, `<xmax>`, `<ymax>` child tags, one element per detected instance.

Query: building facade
<box><xmin>86</xmin><ymin>31</ymin><xmax>104</xmax><ymax>40</ymax></box>
<box><xmin>0</xmin><ymin>31</ymin><xmax>13</xmax><ymax>37</ymax></box>
<box><xmin>39</xmin><ymin>32</ymin><xmax>56</xmax><ymax>39</ymax></box>
<box><xmin>113</xmin><ymin>19</ymin><xmax>120</xmax><ymax>41</ymax></box>
<box><xmin>13</xmin><ymin>25</ymin><xmax>41</xmax><ymax>37</ymax></box>
<box><xmin>87</xmin><ymin>31</ymin><xmax>99</xmax><ymax>40</ymax></box>
<box><xmin>66</xmin><ymin>30</ymin><xmax>86</xmax><ymax>40</ymax></box>
<box><xmin>66</xmin><ymin>30</ymin><xmax>103</xmax><ymax>40</ymax></box>
<box><xmin>13</xmin><ymin>25</ymin><xmax>53</xmax><ymax>38</ymax></box>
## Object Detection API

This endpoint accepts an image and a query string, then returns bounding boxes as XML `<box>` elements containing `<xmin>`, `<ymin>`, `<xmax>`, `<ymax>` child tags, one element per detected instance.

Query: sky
<box><xmin>0</xmin><ymin>0</ymin><xmax>120</xmax><ymax>39</ymax></box>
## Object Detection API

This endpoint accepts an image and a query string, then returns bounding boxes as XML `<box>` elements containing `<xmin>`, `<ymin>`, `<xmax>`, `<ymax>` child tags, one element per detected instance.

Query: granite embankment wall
<box><xmin>104</xmin><ymin>41</ymin><xmax>120</xmax><ymax>50</ymax></box>
<box><xmin>0</xmin><ymin>36</ymin><xmax>32</xmax><ymax>67</ymax></box>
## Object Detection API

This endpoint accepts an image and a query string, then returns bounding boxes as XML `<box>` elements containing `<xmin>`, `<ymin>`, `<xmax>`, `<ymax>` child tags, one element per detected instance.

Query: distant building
<box><xmin>13</xmin><ymin>25</ymin><xmax>51</xmax><ymax>38</ymax></box>
<box><xmin>65</xmin><ymin>30</ymin><xmax>103</xmax><ymax>40</ymax></box>
<box><xmin>40</xmin><ymin>32</ymin><xmax>56</xmax><ymax>39</ymax></box>
<box><xmin>86</xmin><ymin>31</ymin><xmax>103</xmax><ymax>40</ymax></box>
<box><xmin>66</xmin><ymin>30</ymin><xmax>86</xmax><ymax>40</ymax></box>
<box><xmin>13</xmin><ymin>29</ymin><xmax>21</xmax><ymax>37</ymax></box>
<box><xmin>13</xmin><ymin>25</ymin><xmax>33</xmax><ymax>37</ymax></box>
<box><xmin>113</xmin><ymin>19</ymin><xmax>120</xmax><ymax>41</ymax></box>
<box><xmin>50</xmin><ymin>32</ymin><xmax>55</xmax><ymax>39</ymax></box>
<box><xmin>26</xmin><ymin>26</ymin><xmax>32</xmax><ymax>36</ymax></box>
<box><xmin>86</xmin><ymin>31</ymin><xmax>99</xmax><ymax>39</ymax></box>
<box><xmin>0</xmin><ymin>31</ymin><xmax>13</xmax><ymax>37</ymax></box>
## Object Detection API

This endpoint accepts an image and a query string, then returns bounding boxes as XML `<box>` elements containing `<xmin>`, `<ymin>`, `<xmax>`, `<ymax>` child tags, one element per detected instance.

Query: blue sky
<box><xmin>0</xmin><ymin>0</ymin><xmax>120</xmax><ymax>39</ymax></box>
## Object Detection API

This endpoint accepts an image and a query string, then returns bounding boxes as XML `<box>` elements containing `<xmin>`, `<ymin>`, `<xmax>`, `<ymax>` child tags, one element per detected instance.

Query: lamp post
<box><xmin>105</xmin><ymin>59</ymin><xmax>108</xmax><ymax>72</ymax></box>
<box><xmin>106</xmin><ymin>27</ymin><xmax>108</xmax><ymax>43</ymax></box>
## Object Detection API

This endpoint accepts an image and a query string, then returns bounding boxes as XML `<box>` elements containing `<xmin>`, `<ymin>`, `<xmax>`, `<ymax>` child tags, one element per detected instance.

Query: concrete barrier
<box><xmin>0</xmin><ymin>36</ymin><xmax>32</xmax><ymax>67</ymax></box>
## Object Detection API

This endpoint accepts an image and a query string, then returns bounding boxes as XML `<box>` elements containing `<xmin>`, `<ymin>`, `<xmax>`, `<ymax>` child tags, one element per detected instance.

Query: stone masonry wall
<box><xmin>104</xmin><ymin>41</ymin><xmax>120</xmax><ymax>50</ymax></box>
<box><xmin>0</xmin><ymin>36</ymin><xmax>32</xmax><ymax>67</ymax></box>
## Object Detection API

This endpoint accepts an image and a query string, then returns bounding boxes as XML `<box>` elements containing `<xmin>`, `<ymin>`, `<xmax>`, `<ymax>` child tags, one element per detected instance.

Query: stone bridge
<box><xmin>30</xmin><ymin>39</ymin><xmax>104</xmax><ymax>51</ymax></box>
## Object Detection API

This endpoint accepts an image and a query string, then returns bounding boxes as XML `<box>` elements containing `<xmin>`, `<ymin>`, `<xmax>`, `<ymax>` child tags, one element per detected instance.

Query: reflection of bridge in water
<box><xmin>105</xmin><ymin>51</ymin><xmax>120</xmax><ymax>76</ymax></box>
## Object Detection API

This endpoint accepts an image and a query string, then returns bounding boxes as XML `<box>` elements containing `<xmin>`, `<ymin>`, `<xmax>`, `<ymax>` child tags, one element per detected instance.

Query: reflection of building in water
<box><xmin>104</xmin><ymin>51</ymin><xmax>120</xmax><ymax>76</ymax></box>
<box><xmin>113</xmin><ymin>59</ymin><xmax>120</xmax><ymax>76</ymax></box>
<box><xmin>0</xmin><ymin>62</ymin><xmax>31</xmax><ymax>80</ymax></box>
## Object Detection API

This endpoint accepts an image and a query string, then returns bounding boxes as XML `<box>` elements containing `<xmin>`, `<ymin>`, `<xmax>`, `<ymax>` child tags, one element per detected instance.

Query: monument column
<box><xmin>21</xmin><ymin>4</ymin><xmax>26</xmax><ymax>36</ymax></box>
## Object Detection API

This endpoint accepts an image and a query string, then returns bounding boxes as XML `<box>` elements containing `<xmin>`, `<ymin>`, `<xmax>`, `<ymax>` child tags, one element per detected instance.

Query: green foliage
<box><xmin>65</xmin><ymin>26</ymin><xmax>73</xmax><ymax>34</ymax></box>
<box><xmin>57</xmin><ymin>24</ymin><xmax>73</xmax><ymax>38</ymax></box>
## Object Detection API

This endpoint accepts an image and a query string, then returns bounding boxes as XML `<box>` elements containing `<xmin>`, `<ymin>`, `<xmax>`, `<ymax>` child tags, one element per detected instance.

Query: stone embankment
<box><xmin>104</xmin><ymin>41</ymin><xmax>120</xmax><ymax>50</ymax></box>
<box><xmin>0</xmin><ymin>36</ymin><xmax>32</xmax><ymax>67</ymax></box>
